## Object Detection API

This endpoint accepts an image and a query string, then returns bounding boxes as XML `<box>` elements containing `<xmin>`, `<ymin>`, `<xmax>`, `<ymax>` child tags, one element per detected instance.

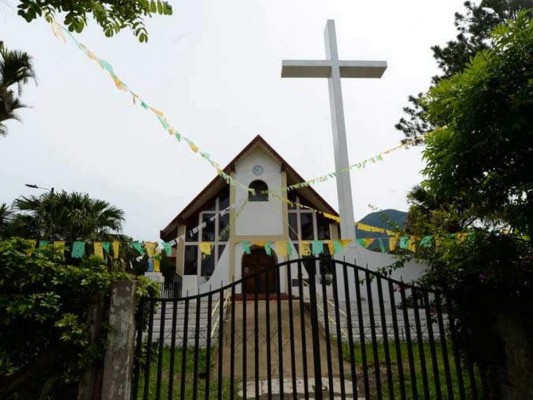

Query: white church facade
<box><xmin>160</xmin><ymin>135</ymin><xmax>426</xmax><ymax>295</ymax></box>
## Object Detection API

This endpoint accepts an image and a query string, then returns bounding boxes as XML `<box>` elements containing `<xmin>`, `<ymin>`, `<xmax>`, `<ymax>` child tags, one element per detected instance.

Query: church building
<box><xmin>160</xmin><ymin>135</ymin><xmax>342</xmax><ymax>295</ymax></box>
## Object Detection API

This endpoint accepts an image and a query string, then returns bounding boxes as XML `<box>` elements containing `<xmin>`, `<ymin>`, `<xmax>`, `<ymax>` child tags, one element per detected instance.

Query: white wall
<box><xmin>197</xmin><ymin>243</ymin><xmax>231</xmax><ymax>294</ymax></box>
<box><xmin>234</xmin><ymin>148</ymin><xmax>284</xmax><ymax>236</ymax></box>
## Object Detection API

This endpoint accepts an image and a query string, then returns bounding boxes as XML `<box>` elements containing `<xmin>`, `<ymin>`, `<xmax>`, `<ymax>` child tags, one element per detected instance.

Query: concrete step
<box><xmin>237</xmin><ymin>378</ymin><xmax>363</xmax><ymax>399</ymax></box>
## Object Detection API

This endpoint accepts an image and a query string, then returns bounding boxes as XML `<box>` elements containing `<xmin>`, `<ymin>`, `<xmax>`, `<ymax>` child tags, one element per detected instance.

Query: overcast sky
<box><xmin>0</xmin><ymin>0</ymin><xmax>466</xmax><ymax>241</ymax></box>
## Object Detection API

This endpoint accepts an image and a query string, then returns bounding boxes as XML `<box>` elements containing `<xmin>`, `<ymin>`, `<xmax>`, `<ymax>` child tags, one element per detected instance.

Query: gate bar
<box><xmin>143</xmin><ymin>300</ymin><xmax>155</xmax><ymax>400</ymax></box>
<box><xmin>331</xmin><ymin>260</ymin><xmax>347</xmax><ymax>399</ymax></box>
<box><xmin>192</xmin><ymin>297</ymin><xmax>202</xmax><ymax>400</ymax></box>
<box><xmin>180</xmin><ymin>298</ymin><xmax>190</xmax><ymax>400</ymax></box>
<box><xmin>343</xmin><ymin>263</ymin><xmax>359</xmax><ymax>398</ymax></box>
<box><xmin>365</xmin><ymin>269</ymin><xmax>383</xmax><ymax>399</ymax></box>
<box><xmin>388</xmin><ymin>281</ymin><xmax>407</xmax><ymax>400</ymax></box>
<box><xmin>155</xmin><ymin>300</ymin><xmax>166</xmax><ymax>400</ymax></box>
<box><xmin>400</xmin><ymin>284</ymin><xmax>418</xmax><ymax>399</ymax></box>
<box><xmin>412</xmin><ymin>288</ymin><xmax>430</xmax><ymax>398</ymax></box>
<box><xmin>265</xmin><ymin>269</ymin><xmax>273</xmax><ymax>400</ymax></box>
<box><xmin>204</xmin><ymin>292</ymin><xmax>213</xmax><ymax>400</ymax></box>
<box><xmin>276</xmin><ymin>266</ymin><xmax>285</xmax><ymax>398</ymax></box>
<box><xmin>297</xmin><ymin>261</ymin><xmax>310</xmax><ymax>398</ymax></box>
<box><xmin>377</xmin><ymin>276</ymin><xmax>394</xmax><ymax>399</ymax></box>
<box><xmin>354</xmin><ymin>269</ymin><xmax>370</xmax><ymax>399</ymax></box>
<box><xmin>424</xmin><ymin>291</ymin><xmax>442</xmax><ymax>400</ymax></box>
<box><xmin>286</xmin><ymin>262</ymin><xmax>298</xmax><ymax>400</ymax></box>
<box><xmin>320</xmin><ymin>263</ymin><xmax>335</xmax><ymax>400</ymax></box>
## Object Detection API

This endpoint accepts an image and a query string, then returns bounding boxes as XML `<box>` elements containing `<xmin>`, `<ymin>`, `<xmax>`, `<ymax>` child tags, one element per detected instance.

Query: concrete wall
<box><xmin>234</xmin><ymin>148</ymin><xmax>284</xmax><ymax>236</ymax></box>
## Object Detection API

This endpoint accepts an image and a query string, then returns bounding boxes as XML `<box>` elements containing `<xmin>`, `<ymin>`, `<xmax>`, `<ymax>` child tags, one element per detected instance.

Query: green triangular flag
<box><xmin>378</xmin><ymin>238</ymin><xmax>386</xmax><ymax>253</ymax></box>
<box><xmin>240</xmin><ymin>241</ymin><xmax>251</xmax><ymax>255</ymax></box>
<box><xmin>264</xmin><ymin>242</ymin><xmax>273</xmax><ymax>256</ymax></box>
<box><xmin>71</xmin><ymin>241</ymin><xmax>86</xmax><ymax>258</ymax></box>
<box><xmin>332</xmin><ymin>240</ymin><xmax>343</xmax><ymax>254</ymax></box>
<box><xmin>420</xmin><ymin>236</ymin><xmax>433</xmax><ymax>248</ymax></box>
<box><xmin>311</xmin><ymin>240</ymin><xmax>323</xmax><ymax>256</ymax></box>
<box><xmin>399</xmin><ymin>236</ymin><xmax>410</xmax><ymax>249</ymax></box>
<box><xmin>162</xmin><ymin>241</ymin><xmax>172</xmax><ymax>257</ymax></box>
<box><xmin>131</xmin><ymin>241</ymin><xmax>145</xmax><ymax>256</ymax></box>
<box><xmin>38</xmin><ymin>240</ymin><xmax>49</xmax><ymax>249</ymax></box>
<box><xmin>102</xmin><ymin>242</ymin><xmax>111</xmax><ymax>254</ymax></box>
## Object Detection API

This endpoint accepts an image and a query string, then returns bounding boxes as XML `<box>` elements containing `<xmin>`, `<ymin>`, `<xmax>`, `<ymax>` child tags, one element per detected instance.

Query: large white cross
<box><xmin>282</xmin><ymin>20</ymin><xmax>387</xmax><ymax>245</ymax></box>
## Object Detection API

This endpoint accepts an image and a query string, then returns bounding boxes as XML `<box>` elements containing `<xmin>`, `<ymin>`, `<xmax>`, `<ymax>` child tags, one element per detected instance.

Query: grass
<box><xmin>341</xmin><ymin>341</ymin><xmax>481</xmax><ymax>399</ymax></box>
<box><xmin>134</xmin><ymin>345</ymin><xmax>233</xmax><ymax>400</ymax></box>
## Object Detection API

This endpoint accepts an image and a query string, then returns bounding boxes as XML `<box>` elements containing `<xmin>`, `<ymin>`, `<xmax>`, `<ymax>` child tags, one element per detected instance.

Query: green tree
<box><xmin>0</xmin><ymin>238</ymin><xmax>157</xmax><ymax>398</ymax></box>
<box><xmin>407</xmin><ymin>13</ymin><xmax>533</xmax><ymax>398</ymax></box>
<box><xmin>0</xmin><ymin>45</ymin><xmax>36</xmax><ymax>137</ymax></box>
<box><xmin>11</xmin><ymin>191</ymin><xmax>125</xmax><ymax>241</ymax></box>
<box><xmin>396</xmin><ymin>0</ymin><xmax>533</xmax><ymax>144</ymax></box>
<box><xmin>18</xmin><ymin>0</ymin><xmax>172</xmax><ymax>42</ymax></box>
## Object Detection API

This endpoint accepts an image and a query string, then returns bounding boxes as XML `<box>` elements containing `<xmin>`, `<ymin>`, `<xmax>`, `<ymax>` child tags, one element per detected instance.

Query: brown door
<box><xmin>242</xmin><ymin>248</ymin><xmax>277</xmax><ymax>296</ymax></box>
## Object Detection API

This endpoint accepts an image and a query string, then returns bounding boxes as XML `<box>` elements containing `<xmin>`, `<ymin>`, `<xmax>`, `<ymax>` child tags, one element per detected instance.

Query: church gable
<box><xmin>234</xmin><ymin>146</ymin><xmax>285</xmax><ymax>237</ymax></box>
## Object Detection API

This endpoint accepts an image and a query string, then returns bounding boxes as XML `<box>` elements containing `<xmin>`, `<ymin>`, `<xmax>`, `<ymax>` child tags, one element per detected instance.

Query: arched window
<box><xmin>248</xmin><ymin>180</ymin><xmax>268</xmax><ymax>202</ymax></box>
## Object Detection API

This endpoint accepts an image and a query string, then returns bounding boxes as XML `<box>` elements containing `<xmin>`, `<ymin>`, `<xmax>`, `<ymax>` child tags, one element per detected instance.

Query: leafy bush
<box><xmin>0</xmin><ymin>238</ymin><xmax>157</xmax><ymax>399</ymax></box>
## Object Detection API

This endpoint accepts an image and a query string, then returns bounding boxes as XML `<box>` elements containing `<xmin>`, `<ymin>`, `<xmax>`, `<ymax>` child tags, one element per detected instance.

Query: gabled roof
<box><xmin>160</xmin><ymin>135</ymin><xmax>339</xmax><ymax>240</ymax></box>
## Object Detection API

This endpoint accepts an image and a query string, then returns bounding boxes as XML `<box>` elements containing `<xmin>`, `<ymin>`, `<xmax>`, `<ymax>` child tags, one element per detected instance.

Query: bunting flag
<box><xmin>102</xmin><ymin>242</ymin><xmax>111</xmax><ymax>254</ymax></box>
<box><xmin>71</xmin><ymin>241</ymin><xmax>86</xmax><ymax>258</ymax></box>
<box><xmin>311</xmin><ymin>240</ymin><xmax>323</xmax><ymax>256</ymax></box>
<box><xmin>131</xmin><ymin>241</ymin><xmax>145</xmax><ymax>256</ymax></box>
<box><xmin>93</xmin><ymin>242</ymin><xmax>104</xmax><ymax>259</ymax></box>
<box><xmin>39</xmin><ymin>240</ymin><xmax>49</xmax><ymax>249</ymax></box>
<box><xmin>378</xmin><ymin>238</ymin><xmax>386</xmax><ymax>253</ymax></box>
<box><xmin>144</xmin><ymin>241</ymin><xmax>157</xmax><ymax>258</ymax></box>
<box><xmin>389</xmin><ymin>236</ymin><xmax>398</xmax><ymax>251</ymax></box>
<box><xmin>162</xmin><ymin>241</ymin><xmax>173</xmax><ymax>256</ymax></box>
<box><xmin>199</xmin><ymin>242</ymin><xmax>212</xmax><ymax>256</ymax></box>
<box><xmin>153</xmin><ymin>258</ymin><xmax>161</xmax><ymax>272</ymax></box>
<box><xmin>25</xmin><ymin>240</ymin><xmax>37</xmax><ymax>256</ymax></box>
<box><xmin>399</xmin><ymin>236</ymin><xmax>410</xmax><ymax>250</ymax></box>
<box><xmin>275</xmin><ymin>241</ymin><xmax>292</xmax><ymax>257</ymax></box>
<box><xmin>419</xmin><ymin>235</ymin><xmax>433</xmax><ymax>248</ymax></box>
<box><xmin>240</xmin><ymin>241</ymin><xmax>252</xmax><ymax>255</ymax></box>
<box><xmin>300</xmin><ymin>241</ymin><xmax>312</xmax><ymax>256</ymax></box>
<box><xmin>112</xmin><ymin>241</ymin><xmax>120</xmax><ymax>259</ymax></box>
<box><xmin>53</xmin><ymin>241</ymin><xmax>65</xmax><ymax>252</ymax></box>
<box><xmin>46</xmin><ymin>16</ymin><xmax>423</xmax><ymax>207</ymax></box>
<box><xmin>332</xmin><ymin>240</ymin><xmax>344</xmax><ymax>255</ymax></box>
<box><xmin>264</xmin><ymin>241</ymin><xmax>274</xmax><ymax>256</ymax></box>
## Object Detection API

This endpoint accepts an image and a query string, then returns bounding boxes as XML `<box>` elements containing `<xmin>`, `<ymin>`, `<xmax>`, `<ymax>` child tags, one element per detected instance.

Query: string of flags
<box><xmin>46</xmin><ymin>16</ymin><xmax>418</xmax><ymax>200</ymax></box>
<box><xmin>26</xmin><ymin>230</ymin><xmax>476</xmax><ymax>262</ymax></box>
<box><xmin>27</xmin><ymin>239</ymin><xmax>174</xmax><ymax>259</ymax></box>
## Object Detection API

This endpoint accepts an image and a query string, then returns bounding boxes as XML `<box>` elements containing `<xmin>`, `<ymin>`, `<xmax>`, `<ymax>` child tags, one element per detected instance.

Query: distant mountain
<box><xmin>356</xmin><ymin>209</ymin><xmax>407</xmax><ymax>251</ymax></box>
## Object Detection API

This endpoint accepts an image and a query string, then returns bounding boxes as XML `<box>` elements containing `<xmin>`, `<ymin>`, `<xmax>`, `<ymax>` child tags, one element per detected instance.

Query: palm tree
<box><xmin>0</xmin><ymin>203</ymin><xmax>12</xmax><ymax>238</ymax></box>
<box><xmin>0</xmin><ymin>44</ymin><xmax>36</xmax><ymax>136</ymax></box>
<box><xmin>12</xmin><ymin>191</ymin><xmax>125</xmax><ymax>241</ymax></box>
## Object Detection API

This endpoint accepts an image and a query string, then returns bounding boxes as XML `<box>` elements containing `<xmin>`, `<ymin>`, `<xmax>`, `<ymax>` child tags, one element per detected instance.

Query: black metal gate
<box><xmin>132</xmin><ymin>258</ymin><xmax>484</xmax><ymax>399</ymax></box>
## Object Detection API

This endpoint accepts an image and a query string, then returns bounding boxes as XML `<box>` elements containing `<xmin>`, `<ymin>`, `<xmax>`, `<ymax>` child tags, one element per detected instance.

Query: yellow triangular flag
<box><xmin>53</xmin><ymin>241</ymin><xmax>65</xmax><ymax>252</ymax></box>
<box><xmin>252</xmin><ymin>240</ymin><xmax>266</xmax><ymax>247</ymax></box>
<box><xmin>326</xmin><ymin>240</ymin><xmax>334</xmax><ymax>255</ymax></box>
<box><xmin>300</xmin><ymin>241</ymin><xmax>311</xmax><ymax>256</ymax></box>
<box><xmin>340</xmin><ymin>239</ymin><xmax>352</xmax><ymax>247</ymax></box>
<box><xmin>153</xmin><ymin>258</ymin><xmax>160</xmax><ymax>272</ymax></box>
<box><xmin>94</xmin><ymin>242</ymin><xmax>104</xmax><ymax>259</ymax></box>
<box><xmin>275</xmin><ymin>241</ymin><xmax>288</xmax><ymax>257</ymax></box>
<box><xmin>362</xmin><ymin>238</ymin><xmax>375</xmax><ymax>248</ymax></box>
<box><xmin>389</xmin><ymin>236</ymin><xmax>398</xmax><ymax>251</ymax></box>
<box><xmin>112</xmin><ymin>241</ymin><xmax>120</xmax><ymax>259</ymax></box>
<box><xmin>199</xmin><ymin>242</ymin><xmax>212</xmax><ymax>256</ymax></box>
<box><xmin>144</xmin><ymin>242</ymin><xmax>157</xmax><ymax>258</ymax></box>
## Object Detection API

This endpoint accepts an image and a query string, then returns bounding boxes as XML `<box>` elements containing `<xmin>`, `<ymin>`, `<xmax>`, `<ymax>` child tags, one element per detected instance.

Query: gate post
<box><xmin>101</xmin><ymin>280</ymin><xmax>137</xmax><ymax>400</ymax></box>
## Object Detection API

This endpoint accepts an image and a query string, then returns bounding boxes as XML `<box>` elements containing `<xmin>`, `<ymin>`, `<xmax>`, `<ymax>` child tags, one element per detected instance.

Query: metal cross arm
<box><xmin>281</xmin><ymin>60</ymin><xmax>387</xmax><ymax>79</ymax></box>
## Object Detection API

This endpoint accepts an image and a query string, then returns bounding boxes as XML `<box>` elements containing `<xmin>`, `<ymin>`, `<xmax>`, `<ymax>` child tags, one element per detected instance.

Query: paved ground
<box><xmin>218</xmin><ymin>300</ymin><xmax>364</xmax><ymax>398</ymax></box>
